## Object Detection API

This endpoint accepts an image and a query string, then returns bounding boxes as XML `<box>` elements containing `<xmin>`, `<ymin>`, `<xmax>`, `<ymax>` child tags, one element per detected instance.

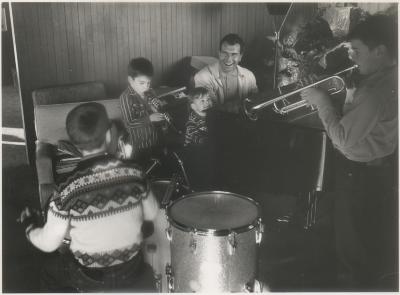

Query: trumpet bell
<box><xmin>242</xmin><ymin>65</ymin><xmax>357</xmax><ymax>122</ymax></box>
<box><xmin>272</xmin><ymin>75</ymin><xmax>346</xmax><ymax>115</ymax></box>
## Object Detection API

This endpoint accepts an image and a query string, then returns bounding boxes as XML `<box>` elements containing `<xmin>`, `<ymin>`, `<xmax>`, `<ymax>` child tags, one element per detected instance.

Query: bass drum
<box><xmin>166</xmin><ymin>191</ymin><xmax>263</xmax><ymax>292</ymax></box>
<box><xmin>143</xmin><ymin>179</ymin><xmax>186</xmax><ymax>292</ymax></box>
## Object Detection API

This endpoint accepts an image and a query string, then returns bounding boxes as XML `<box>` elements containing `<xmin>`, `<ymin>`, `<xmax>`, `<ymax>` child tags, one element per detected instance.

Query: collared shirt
<box><xmin>194</xmin><ymin>62</ymin><xmax>258</xmax><ymax>113</ymax></box>
<box><xmin>317</xmin><ymin>65</ymin><xmax>398</xmax><ymax>162</ymax></box>
<box><xmin>119</xmin><ymin>85</ymin><xmax>159</xmax><ymax>151</ymax></box>
<box><xmin>220</xmin><ymin>68</ymin><xmax>240</xmax><ymax>113</ymax></box>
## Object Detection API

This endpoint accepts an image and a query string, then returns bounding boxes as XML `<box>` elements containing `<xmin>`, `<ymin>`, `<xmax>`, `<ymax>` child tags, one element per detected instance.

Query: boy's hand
<box><xmin>149</xmin><ymin>113</ymin><xmax>166</xmax><ymax>122</ymax></box>
<box><xmin>17</xmin><ymin>206</ymin><xmax>41</xmax><ymax>229</ymax></box>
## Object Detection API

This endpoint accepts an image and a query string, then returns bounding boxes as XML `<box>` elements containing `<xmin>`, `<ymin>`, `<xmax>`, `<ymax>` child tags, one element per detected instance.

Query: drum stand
<box><xmin>303</xmin><ymin>132</ymin><xmax>327</xmax><ymax>230</ymax></box>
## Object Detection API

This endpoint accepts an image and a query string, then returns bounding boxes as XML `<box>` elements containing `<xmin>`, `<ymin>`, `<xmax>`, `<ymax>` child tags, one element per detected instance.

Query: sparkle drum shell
<box><xmin>166</xmin><ymin>191</ymin><xmax>263</xmax><ymax>292</ymax></box>
<box><xmin>144</xmin><ymin>179</ymin><xmax>183</xmax><ymax>292</ymax></box>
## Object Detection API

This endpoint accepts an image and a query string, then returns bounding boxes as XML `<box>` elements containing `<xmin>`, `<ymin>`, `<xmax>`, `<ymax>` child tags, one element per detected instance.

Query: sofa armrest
<box><xmin>36</xmin><ymin>141</ymin><xmax>55</xmax><ymax>185</ymax></box>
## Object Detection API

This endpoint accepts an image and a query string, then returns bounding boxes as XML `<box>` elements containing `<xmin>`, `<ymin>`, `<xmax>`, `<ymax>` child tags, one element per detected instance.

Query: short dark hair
<box><xmin>188</xmin><ymin>87</ymin><xmax>209</xmax><ymax>103</ymax></box>
<box><xmin>128</xmin><ymin>57</ymin><xmax>154</xmax><ymax>79</ymax></box>
<box><xmin>66</xmin><ymin>102</ymin><xmax>110</xmax><ymax>151</ymax></box>
<box><xmin>220</xmin><ymin>33</ymin><xmax>245</xmax><ymax>53</ymax></box>
<box><xmin>347</xmin><ymin>14</ymin><xmax>397</xmax><ymax>59</ymax></box>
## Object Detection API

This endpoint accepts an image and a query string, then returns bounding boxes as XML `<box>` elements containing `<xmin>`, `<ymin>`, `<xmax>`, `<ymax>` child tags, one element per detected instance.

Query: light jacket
<box><xmin>194</xmin><ymin>62</ymin><xmax>258</xmax><ymax>113</ymax></box>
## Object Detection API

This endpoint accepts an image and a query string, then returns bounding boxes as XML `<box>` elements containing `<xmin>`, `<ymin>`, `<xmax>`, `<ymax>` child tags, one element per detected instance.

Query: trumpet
<box><xmin>243</xmin><ymin>65</ymin><xmax>358</xmax><ymax>121</ymax></box>
<box><xmin>146</xmin><ymin>90</ymin><xmax>183</xmax><ymax>134</ymax></box>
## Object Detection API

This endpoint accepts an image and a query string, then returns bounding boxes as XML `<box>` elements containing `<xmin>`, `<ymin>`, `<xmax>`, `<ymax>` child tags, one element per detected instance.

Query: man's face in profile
<box><xmin>219</xmin><ymin>42</ymin><xmax>242</xmax><ymax>73</ymax></box>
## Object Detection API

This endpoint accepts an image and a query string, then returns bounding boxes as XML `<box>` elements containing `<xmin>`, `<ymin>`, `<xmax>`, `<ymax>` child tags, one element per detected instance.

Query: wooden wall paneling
<box><xmin>183</xmin><ymin>4</ymin><xmax>193</xmax><ymax>57</ymax></box>
<box><xmin>115</xmin><ymin>3</ymin><xmax>126</xmax><ymax>91</ymax></box>
<box><xmin>205</xmin><ymin>4</ymin><xmax>213</xmax><ymax>56</ymax></box>
<box><xmin>259</xmin><ymin>4</ymin><xmax>272</xmax><ymax>37</ymax></box>
<box><xmin>98</xmin><ymin>4</ymin><xmax>108</xmax><ymax>82</ymax></box>
<box><xmin>160</xmin><ymin>3</ymin><xmax>168</xmax><ymax>72</ymax></box>
<box><xmin>175</xmin><ymin>3</ymin><xmax>183</xmax><ymax>61</ymax></box>
<box><xmin>210</xmin><ymin>3</ymin><xmax>221</xmax><ymax>56</ymax></box>
<box><xmin>42</xmin><ymin>4</ymin><xmax>58</xmax><ymax>86</ymax></box>
<box><xmin>192</xmin><ymin>4</ymin><xmax>202</xmax><ymax>56</ymax></box>
<box><xmin>110</xmin><ymin>3</ymin><xmax>119</xmax><ymax>91</ymax></box>
<box><xmin>82</xmin><ymin>3</ymin><xmax>95</xmax><ymax>82</ymax></box>
<box><xmin>36</xmin><ymin>4</ymin><xmax>51</xmax><ymax>86</ymax></box>
<box><xmin>102</xmin><ymin>3</ymin><xmax>112</xmax><ymax>85</ymax></box>
<box><xmin>127</xmin><ymin>4</ymin><xmax>139</xmax><ymax>70</ymax></box>
<box><xmin>169</xmin><ymin>3</ymin><xmax>176</xmax><ymax>65</ymax></box>
<box><xmin>77</xmin><ymin>3</ymin><xmax>87</xmax><ymax>81</ymax></box>
<box><xmin>247</xmin><ymin>4</ymin><xmax>256</xmax><ymax>43</ymax></box>
<box><xmin>91</xmin><ymin>4</ymin><xmax>102</xmax><ymax>81</ymax></box>
<box><xmin>65</xmin><ymin>2</ymin><xmax>83</xmax><ymax>83</ymax></box>
<box><xmin>220</xmin><ymin>4</ymin><xmax>229</xmax><ymax>37</ymax></box>
<box><xmin>119</xmin><ymin>3</ymin><xmax>130</xmax><ymax>92</ymax></box>
<box><xmin>234</xmin><ymin>4</ymin><xmax>245</xmax><ymax>41</ymax></box>
<box><xmin>166</xmin><ymin>4</ymin><xmax>173</xmax><ymax>66</ymax></box>
<box><xmin>173</xmin><ymin>3</ymin><xmax>182</xmax><ymax>65</ymax></box>
<box><xmin>150</xmin><ymin>3</ymin><xmax>162</xmax><ymax>83</ymax></box>
<box><xmin>22</xmin><ymin>3</ymin><xmax>38</xmax><ymax>88</ymax></box>
<box><xmin>199</xmin><ymin>5</ymin><xmax>206</xmax><ymax>56</ymax></box>
<box><xmin>51</xmin><ymin>3</ymin><xmax>69</xmax><ymax>84</ymax></box>
<box><xmin>138</xmin><ymin>3</ymin><xmax>149</xmax><ymax>60</ymax></box>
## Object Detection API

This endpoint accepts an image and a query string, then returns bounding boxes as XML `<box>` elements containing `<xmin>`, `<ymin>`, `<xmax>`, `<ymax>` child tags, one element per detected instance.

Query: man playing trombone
<box><xmin>300</xmin><ymin>14</ymin><xmax>398</xmax><ymax>290</ymax></box>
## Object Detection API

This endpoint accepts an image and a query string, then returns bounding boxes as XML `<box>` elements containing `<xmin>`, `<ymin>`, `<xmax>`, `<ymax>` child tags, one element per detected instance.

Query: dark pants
<box><xmin>40</xmin><ymin>251</ymin><xmax>156</xmax><ymax>292</ymax></box>
<box><xmin>333</xmin><ymin>152</ymin><xmax>398</xmax><ymax>290</ymax></box>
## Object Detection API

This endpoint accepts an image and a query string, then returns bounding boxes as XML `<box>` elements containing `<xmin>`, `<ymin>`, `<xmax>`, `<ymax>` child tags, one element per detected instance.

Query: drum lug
<box><xmin>256</xmin><ymin>218</ymin><xmax>264</xmax><ymax>245</ymax></box>
<box><xmin>243</xmin><ymin>279</ymin><xmax>265</xmax><ymax>293</ymax></box>
<box><xmin>166</xmin><ymin>225</ymin><xmax>172</xmax><ymax>242</ymax></box>
<box><xmin>166</xmin><ymin>263</ymin><xmax>174</xmax><ymax>292</ymax></box>
<box><xmin>189</xmin><ymin>230</ymin><xmax>197</xmax><ymax>254</ymax></box>
<box><xmin>228</xmin><ymin>232</ymin><xmax>237</xmax><ymax>255</ymax></box>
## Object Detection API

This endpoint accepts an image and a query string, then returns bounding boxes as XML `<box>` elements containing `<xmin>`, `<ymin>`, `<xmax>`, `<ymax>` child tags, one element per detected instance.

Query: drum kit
<box><xmin>143</xmin><ymin>154</ymin><xmax>266</xmax><ymax>293</ymax></box>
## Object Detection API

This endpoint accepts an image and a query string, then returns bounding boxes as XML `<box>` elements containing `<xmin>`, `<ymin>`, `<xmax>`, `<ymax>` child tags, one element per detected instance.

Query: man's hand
<box><xmin>300</xmin><ymin>87</ymin><xmax>330</xmax><ymax>107</ymax></box>
<box><xmin>149</xmin><ymin>113</ymin><xmax>166</xmax><ymax>122</ymax></box>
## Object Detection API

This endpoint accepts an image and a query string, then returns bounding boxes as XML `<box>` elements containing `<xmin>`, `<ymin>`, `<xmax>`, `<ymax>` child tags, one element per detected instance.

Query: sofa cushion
<box><xmin>34</xmin><ymin>98</ymin><xmax>121</xmax><ymax>145</ymax></box>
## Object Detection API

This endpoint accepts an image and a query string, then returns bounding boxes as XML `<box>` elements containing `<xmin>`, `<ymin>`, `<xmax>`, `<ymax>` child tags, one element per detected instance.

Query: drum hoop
<box><xmin>166</xmin><ymin>191</ymin><xmax>261</xmax><ymax>236</ymax></box>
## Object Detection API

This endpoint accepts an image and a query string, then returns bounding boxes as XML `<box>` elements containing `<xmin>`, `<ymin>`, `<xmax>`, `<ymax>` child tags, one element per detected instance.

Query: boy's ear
<box><xmin>127</xmin><ymin>76</ymin><xmax>134</xmax><ymax>86</ymax></box>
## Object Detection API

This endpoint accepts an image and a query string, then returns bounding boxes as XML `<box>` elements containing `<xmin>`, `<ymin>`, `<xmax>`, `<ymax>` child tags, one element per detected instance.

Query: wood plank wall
<box><xmin>11</xmin><ymin>2</ymin><xmax>317</xmax><ymax>163</ymax></box>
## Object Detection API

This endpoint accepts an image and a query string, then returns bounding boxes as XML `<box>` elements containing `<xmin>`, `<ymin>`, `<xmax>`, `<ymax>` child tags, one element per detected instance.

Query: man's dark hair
<box><xmin>188</xmin><ymin>87</ymin><xmax>209</xmax><ymax>103</ymax></box>
<box><xmin>66</xmin><ymin>102</ymin><xmax>110</xmax><ymax>151</ymax></box>
<box><xmin>220</xmin><ymin>33</ymin><xmax>245</xmax><ymax>53</ymax></box>
<box><xmin>347</xmin><ymin>14</ymin><xmax>397</xmax><ymax>59</ymax></box>
<box><xmin>128</xmin><ymin>57</ymin><xmax>154</xmax><ymax>79</ymax></box>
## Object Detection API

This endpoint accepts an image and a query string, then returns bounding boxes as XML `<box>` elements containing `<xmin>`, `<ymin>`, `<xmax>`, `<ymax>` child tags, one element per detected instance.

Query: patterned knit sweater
<box><xmin>29</xmin><ymin>155</ymin><xmax>159</xmax><ymax>268</ymax></box>
<box><xmin>184</xmin><ymin>110</ymin><xmax>208</xmax><ymax>146</ymax></box>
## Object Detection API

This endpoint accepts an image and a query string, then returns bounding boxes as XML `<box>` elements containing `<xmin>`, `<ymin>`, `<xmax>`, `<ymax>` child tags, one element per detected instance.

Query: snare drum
<box><xmin>165</xmin><ymin>191</ymin><xmax>263</xmax><ymax>292</ymax></box>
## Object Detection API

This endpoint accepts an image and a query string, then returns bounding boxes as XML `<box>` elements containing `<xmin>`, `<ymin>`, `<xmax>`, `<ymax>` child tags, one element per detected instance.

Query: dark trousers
<box><xmin>333</xmin><ymin>152</ymin><xmax>398</xmax><ymax>290</ymax></box>
<box><xmin>40</xmin><ymin>251</ymin><xmax>156</xmax><ymax>292</ymax></box>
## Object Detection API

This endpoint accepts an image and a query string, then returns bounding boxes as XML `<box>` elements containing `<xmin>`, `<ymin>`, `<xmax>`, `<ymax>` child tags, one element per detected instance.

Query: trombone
<box><xmin>243</xmin><ymin>65</ymin><xmax>358</xmax><ymax>121</ymax></box>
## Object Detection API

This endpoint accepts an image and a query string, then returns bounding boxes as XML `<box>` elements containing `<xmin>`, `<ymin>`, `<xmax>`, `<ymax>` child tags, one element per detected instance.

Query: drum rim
<box><xmin>166</xmin><ymin>191</ymin><xmax>261</xmax><ymax>236</ymax></box>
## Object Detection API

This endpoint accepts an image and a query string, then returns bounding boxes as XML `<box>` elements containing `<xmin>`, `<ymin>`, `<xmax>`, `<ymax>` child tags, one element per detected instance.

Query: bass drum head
<box><xmin>168</xmin><ymin>191</ymin><xmax>259</xmax><ymax>234</ymax></box>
